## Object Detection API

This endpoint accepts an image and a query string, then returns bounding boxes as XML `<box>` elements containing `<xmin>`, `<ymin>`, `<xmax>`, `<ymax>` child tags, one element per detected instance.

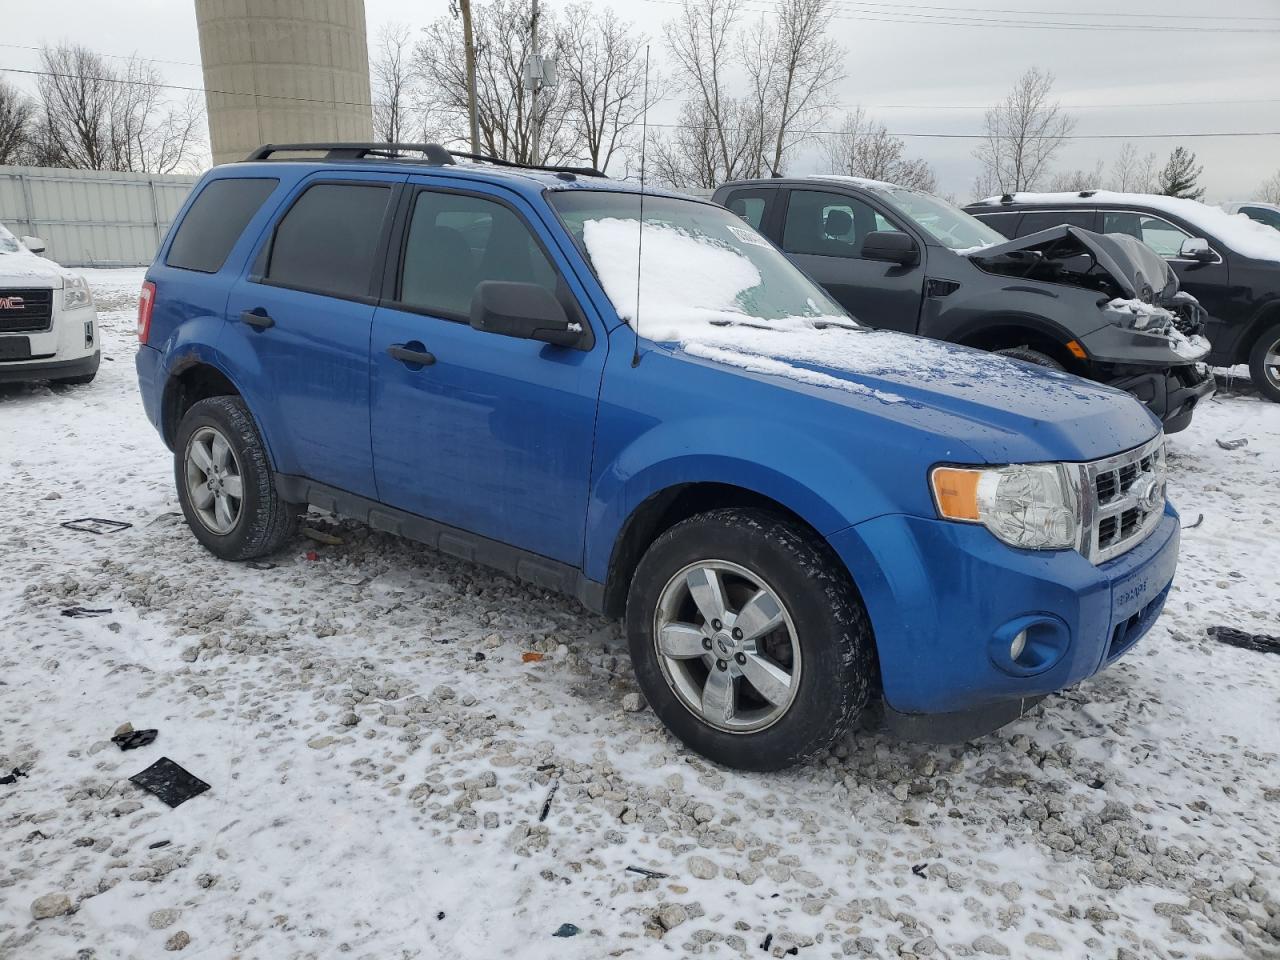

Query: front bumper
<box><xmin>828</xmin><ymin>507</ymin><xmax>1179</xmax><ymax>738</ymax></box>
<box><xmin>1109</xmin><ymin>363</ymin><xmax>1214</xmax><ymax>434</ymax></box>
<box><xmin>0</xmin><ymin>350</ymin><xmax>99</xmax><ymax>383</ymax></box>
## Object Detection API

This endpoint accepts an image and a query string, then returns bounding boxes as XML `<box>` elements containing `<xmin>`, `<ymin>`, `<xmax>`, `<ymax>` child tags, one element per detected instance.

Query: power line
<box><xmin>643</xmin><ymin>0</ymin><xmax>1280</xmax><ymax>33</ymax></box>
<box><xmin>828</xmin><ymin>0</ymin><xmax>1280</xmax><ymax>23</ymax></box>
<box><xmin>4</xmin><ymin>65</ymin><xmax>1276</xmax><ymax>141</ymax></box>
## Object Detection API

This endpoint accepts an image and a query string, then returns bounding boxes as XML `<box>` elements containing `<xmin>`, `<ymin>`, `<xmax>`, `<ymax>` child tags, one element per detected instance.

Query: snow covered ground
<box><xmin>1</xmin><ymin>269</ymin><xmax>1278</xmax><ymax>960</ymax></box>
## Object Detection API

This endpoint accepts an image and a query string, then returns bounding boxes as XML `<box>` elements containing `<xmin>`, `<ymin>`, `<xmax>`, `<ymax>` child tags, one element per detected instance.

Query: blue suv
<box><xmin>135</xmin><ymin>143</ymin><xmax>1180</xmax><ymax>771</ymax></box>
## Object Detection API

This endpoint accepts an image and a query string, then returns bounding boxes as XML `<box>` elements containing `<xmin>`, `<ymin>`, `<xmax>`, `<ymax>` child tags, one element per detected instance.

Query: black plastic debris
<box><xmin>760</xmin><ymin>933</ymin><xmax>774</xmax><ymax>951</ymax></box>
<box><xmin>1208</xmin><ymin>626</ymin><xmax>1280</xmax><ymax>655</ymax></box>
<box><xmin>129</xmin><ymin>758</ymin><xmax>210</xmax><ymax>808</ymax></box>
<box><xmin>552</xmin><ymin>923</ymin><xmax>580</xmax><ymax>938</ymax></box>
<box><xmin>911</xmin><ymin>862</ymin><xmax>928</xmax><ymax>878</ymax></box>
<box><xmin>149</xmin><ymin>840</ymin><xmax>171</xmax><ymax>850</ymax></box>
<box><xmin>624</xmin><ymin>866</ymin><xmax>668</xmax><ymax>880</ymax></box>
<box><xmin>1186</xmin><ymin>513</ymin><xmax>1205</xmax><ymax>530</ymax></box>
<box><xmin>539</xmin><ymin>779</ymin><xmax>560</xmax><ymax>822</ymax></box>
<box><xmin>61</xmin><ymin>606</ymin><xmax>112</xmax><ymax>619</ymax></box>
<box><xmin>112</xmin><ymin>729</ymin><xmax>158</xmax><ymax>751</ymax></box>
<box><xmin>436</xmin><ymin>911</ymin><xmax>445</xmax><ymax>921</ymax></box>
<box><xmin>1215</xmin><ymin>437</ymin><xmax>1248</xmax><ymax>451</ymax></box>
<box><xmin>0</xmin><ymin>767</ymin><xmax>29</xmax><ymax>786</ymax></box>
<box><xmin>61</xmin><ymin>518</ymin><xmax>133</xmax><ymax>535</ymax></box>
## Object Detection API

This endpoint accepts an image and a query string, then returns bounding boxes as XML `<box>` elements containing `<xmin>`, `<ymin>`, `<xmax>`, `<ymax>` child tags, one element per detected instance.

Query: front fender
<box><xmin>582</xmin><ymin>414</ymin><xmax>904</xmax><ymax>583</ymax></box>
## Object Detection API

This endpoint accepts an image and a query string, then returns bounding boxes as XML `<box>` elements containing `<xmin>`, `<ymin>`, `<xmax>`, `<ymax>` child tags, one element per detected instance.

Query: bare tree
<box><xmin>973</xmin><ymin>67</ymin><xmax>1075</xmax><ymax>193</ymax></box>
<box><xmin>659</xmin><ymin>0</ymin><xmax>767</xmax><ymax>186</ymax></box>
<box><xmin>1109</xmin><ymin>141</ymin><xmax>1158</xmax><ymax>193</ymax></box>
<box><xmin>33</xmin><ymin>43</ymin><xmax>203</xmax><ymax>173</ymax></box>
<box><xmin>0</xmin><ymin>78</ymin><xmax>34</xmax><ymax>164</ymax></box>
<box><xmin>1260</xmin><ymin>170</ymin><xmax>1280</xmax><ymax>205</ymax></box>
<box><xmin>823</xmin><ymin>107</ymin><xmax>936</xmax><ymax>191</ymax></box>
<box><xmin>416</xmin><ymin>0</ymin><xmax>577</xmax><ymax>164</ymax></box>
<box><xmin>747</xmin><ymin>0</ymin><xmax>842</xmax><ymax>175</ymax></box>
<box><xmin>559</xmin><ymin>5</ymin><xmax>661</xmax><ymax>175</ymax></box>
<box><xmin>1047</xmin><ymin>160</ymin><xmax>1104</xmax><ymax>193</ymax></box>
<box><xmin>372</xmin><ymin>22</ymin><xmax>420</xmax><ymax>146</ymax></box>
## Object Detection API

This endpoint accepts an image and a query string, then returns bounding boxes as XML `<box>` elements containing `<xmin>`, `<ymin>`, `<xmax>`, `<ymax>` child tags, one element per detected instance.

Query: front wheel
<box><xmin>173</xmin><ymin>395</ymin><xmax>301</xmax><ymax>560</ymax></box>
<box><xmin>625</xmin><ymin>508</ymin><xmax>874</xmax><ymax>771</ymax></box>
<box><xmin>1248</xmin><ymin>322</ymin><xmax>1280</xmax><ymax>403</ymax></box>
<box><xmin>994</xmin><ymin>345</ymin><xmax>1064</xmax><ymax>371</ymax></box>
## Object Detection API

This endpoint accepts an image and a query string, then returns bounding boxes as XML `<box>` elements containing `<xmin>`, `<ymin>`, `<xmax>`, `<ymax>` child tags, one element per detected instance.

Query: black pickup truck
<box><xmin>714</xmin><ymin>177</ymin><xmax>1215</xmax><ymax>431</ymax></box>
<box><xmin>966</xmin><ymin>191</ymin><xmax>1280</xmax><ymax>403</ymax></box>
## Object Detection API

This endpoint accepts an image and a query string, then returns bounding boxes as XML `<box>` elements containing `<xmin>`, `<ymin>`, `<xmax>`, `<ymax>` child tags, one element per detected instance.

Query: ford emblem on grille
<box><xmin>0</xmin><ymin>296</ymin><xmax>26</xmax><ymax>310</ymax></box>
<box><xmin>1134</xmin><ymin>475</ymin><xmax>1164</xmax><ymax>513</ymax></box>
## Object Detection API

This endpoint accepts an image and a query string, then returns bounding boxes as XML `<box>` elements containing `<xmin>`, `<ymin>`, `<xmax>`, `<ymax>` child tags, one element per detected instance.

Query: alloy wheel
<box><xmin>652</xmin><ymin>560</ymin><xmax>801</xmax><ymax>733</ymax></box>
<box><xmin>184</xmin><ymin>425</ymin><xmax>244</xmax><ymax>535</ymax></box>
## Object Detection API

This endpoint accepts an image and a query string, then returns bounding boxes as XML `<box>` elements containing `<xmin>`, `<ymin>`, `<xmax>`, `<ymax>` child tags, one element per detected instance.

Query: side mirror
<box><xmin>21</xmin><ymin>236</ymin><xmax>46</xmax><ymax>254</ymax></box>
<box><xmin>1179</xmin><ymin>237</ymin><xmax>1215</xmax><ymax>262</ymax></box>
<box><xmin>470</xmin><ymin>281</ymin><xmax>580</xmax><ymax>347</ymax></box>
<box><xmin>861</xmin><ymin>231</ymin><xmax>918</xmax><ymax>266</ymax></box>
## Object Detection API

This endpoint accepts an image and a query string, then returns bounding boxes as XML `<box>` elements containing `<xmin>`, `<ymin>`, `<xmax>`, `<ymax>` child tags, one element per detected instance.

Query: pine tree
<box><xmin>1157</xmin><ymin>147</ymin><xmax>1205</xmax><ymax>200</ymax></box>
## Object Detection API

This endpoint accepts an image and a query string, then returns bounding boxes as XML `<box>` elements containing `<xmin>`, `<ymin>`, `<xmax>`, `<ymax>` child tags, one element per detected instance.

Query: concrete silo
<box><xmin>195</xmin><ymin>0</ymin><xmax>374</xmax><ymax>165</ymax></box>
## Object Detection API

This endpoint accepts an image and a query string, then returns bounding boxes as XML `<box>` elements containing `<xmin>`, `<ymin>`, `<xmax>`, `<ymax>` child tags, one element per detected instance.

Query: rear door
<box><xmin>368</xmin><ymin>179</ymin><xmax>606</xmax><ymax>565</ymax></box>
<box><xmin>225</xmin><ymin>173</ymin><xmax>404</xmax><ymax>498</ymax></box>
<box><xmin>775</xmin><ymin>187</ymin><xmax>925</xmax><ymax>333</ymax></box>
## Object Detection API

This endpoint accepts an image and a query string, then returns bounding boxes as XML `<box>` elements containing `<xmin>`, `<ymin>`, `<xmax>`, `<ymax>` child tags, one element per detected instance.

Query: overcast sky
<box><xmin>4</xmin><ymin>0</ymin><xmax>1278</xmax><ymax>201</ymax></box>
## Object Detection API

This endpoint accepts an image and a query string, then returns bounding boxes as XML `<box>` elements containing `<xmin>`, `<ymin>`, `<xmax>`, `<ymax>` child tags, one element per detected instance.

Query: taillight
<box><xmin>137</xmin><ymin>280</ymin><xmax>156</xmax><ymax>344</ymax></box>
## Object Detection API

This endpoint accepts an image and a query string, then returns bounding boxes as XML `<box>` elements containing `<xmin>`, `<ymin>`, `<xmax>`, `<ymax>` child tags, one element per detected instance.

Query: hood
<box><xmin>0</xmin><ymin>224</ymin><xmax>64</xmax><ymax>286</ymax></box>
<box><xmin>673</xmin><ymin>325</ymin><xmax>1159</xmax><ymax>464</ymax></box>
<box><xmin>970</xmin><ymin>225</ymin><xmax>1176</xmax><ymax>303</ymax></box>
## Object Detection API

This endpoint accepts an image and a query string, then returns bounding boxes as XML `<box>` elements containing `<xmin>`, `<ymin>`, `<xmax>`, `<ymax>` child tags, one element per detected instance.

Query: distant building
<box><xmin>195</xmin><ymin>0</ymin><xmax>373</xmax><ymax>166</ymax></box>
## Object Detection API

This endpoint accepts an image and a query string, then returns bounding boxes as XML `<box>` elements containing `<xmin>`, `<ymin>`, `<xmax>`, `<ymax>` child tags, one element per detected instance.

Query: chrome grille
<box><xmin>1084</xmin><ymin>435</ymin><xmax>1166</xmax><ymax>563</ymax></box>
<box><xmin>0</xmin><ymin>287</ymin><xmax>54</xmax><ymax>333</ymax></box>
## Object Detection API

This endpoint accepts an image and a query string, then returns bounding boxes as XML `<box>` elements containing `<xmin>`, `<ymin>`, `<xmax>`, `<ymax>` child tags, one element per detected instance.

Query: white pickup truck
<box><xmin>0</xmin><ymin>222</ymin><xmax>99</xmax><ymax>385</ymax></box>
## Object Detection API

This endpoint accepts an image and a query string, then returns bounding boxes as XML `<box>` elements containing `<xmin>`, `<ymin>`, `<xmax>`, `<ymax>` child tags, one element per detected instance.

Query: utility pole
<box><xmin>529</xmin><ymin>0</ymin><xmax>541</xmax><ymax>163</ymax></box>
<box><xmin>459</xmin><ymin>0</ymin><xmax>480</xmax><ymax>155</ymax></box>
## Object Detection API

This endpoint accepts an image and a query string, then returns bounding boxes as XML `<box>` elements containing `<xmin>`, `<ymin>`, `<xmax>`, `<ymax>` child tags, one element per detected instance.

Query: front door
<box><xmin>775</xmin><ymin>188</ymin><xmax>926</xmax><ymax>333</ymax></box>
<box><xmin>1100</xmin><ymin>209</ymin><xmax>1233</xmax><ymax>348</ymax></box>
<box><xmin>369</xmin><ymin>181</ymin><xmax>606</xmax><ymax>565</ymax></box>
<box><xmin>225</xmin><ymin>174</ymin><xmax>402</xmax><ymax>498</ymax></box>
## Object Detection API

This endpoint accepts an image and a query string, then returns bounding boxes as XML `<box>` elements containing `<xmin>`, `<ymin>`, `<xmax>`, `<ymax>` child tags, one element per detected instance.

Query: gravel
<box><xmin>1</xmin><ymin>271</ymin><xmax>1278</xmax><ymax>959</ymax></box>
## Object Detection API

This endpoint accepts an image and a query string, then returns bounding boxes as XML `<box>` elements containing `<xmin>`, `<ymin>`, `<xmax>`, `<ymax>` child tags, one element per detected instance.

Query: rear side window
<box><xmin>722</xmin><ymin>189</ymin><xmax>769</xmax><ymax>230</ymax></box>
<box><xmin>398</xmin><ymin>190</ymin><xmax>558</xmax><ymax>319</ymax></box>
<box><xmin>1015</xmin><ymin>210</ymin><xmax>1095</xmax><ymax>236</ymax></box>
<box><xmin>266</xmin><ymin>183</ymin><xmax>392</xmax><ymax>299</ymax></box>
<box><xmin>166</xmin><ymin>178</ymin><xmax>278</xmax><ymax>273</ymax></box>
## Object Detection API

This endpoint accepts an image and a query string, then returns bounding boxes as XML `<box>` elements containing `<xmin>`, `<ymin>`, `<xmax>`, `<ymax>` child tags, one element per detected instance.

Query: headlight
<box><xmin>931</xmin><ymin>462</ymin><xmax>1081</xmax><ymax>550</ymax></box>
<box><xmin>63</xmin><ymin>275</ymin><xmax>93</xmax><ymax>310</ymax></box>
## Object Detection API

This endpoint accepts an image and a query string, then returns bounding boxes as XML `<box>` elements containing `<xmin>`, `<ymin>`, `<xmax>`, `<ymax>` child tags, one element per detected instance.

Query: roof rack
<box><xmin>1078</xmin><ymin>190</ymin><xmax>1097</xmax><ymax>198</ymax></box>
<box><xmin>243</xmin><ymin>142</ymin><xmax>607</xmax><ymax>178</ymax></box>
<box><xmin>999</xmin><ymin>193</ymin><xmax>1015</xmax><ymax>204</ymax></box>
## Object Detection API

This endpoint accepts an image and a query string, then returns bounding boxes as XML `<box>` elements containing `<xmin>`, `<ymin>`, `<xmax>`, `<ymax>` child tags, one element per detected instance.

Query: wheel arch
<box><xmin>1237</xmin><ymin>300</ymin><xmax>1280</xmax><ymax>364</ymax></box>
<box><xmin>601</xmin><ymin>481</ymin><xmax>843</xmax><ymax>621</ymax></box>
<box><xmin>953</xmin><ymin>317</ymin><xmax>1086</xmax><ymax>373</ymax></box>
<box><xmin>160</xmin><ymin>359</ymin><xmax>243</xmax><ymax>449</ymax></box>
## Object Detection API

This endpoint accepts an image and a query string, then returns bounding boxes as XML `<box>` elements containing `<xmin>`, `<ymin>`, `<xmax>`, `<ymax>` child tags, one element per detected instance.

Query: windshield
<box><xmin>0</xmin><ymin>223</ymin><xmax>20</xmax><ymax>254</ymax></box>
<box><xmin>549</xmin><ymin>190</ymin><xmax>848</xmax><ymax>340</ymax></box>
<box><xmin>867</xmin><ymin>185</ymin><xmax>1006</xmax><ymax>251</ymax></box>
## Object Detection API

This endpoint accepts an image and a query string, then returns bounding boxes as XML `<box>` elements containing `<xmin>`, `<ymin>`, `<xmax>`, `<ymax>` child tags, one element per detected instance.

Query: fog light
<box><xmin>1010</xmin><ymin>629</ymin><xmax>1028</xmax><ymax>661</ymax></box>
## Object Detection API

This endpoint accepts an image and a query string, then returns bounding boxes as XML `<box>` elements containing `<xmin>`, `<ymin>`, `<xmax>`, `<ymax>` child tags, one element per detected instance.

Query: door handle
<box><xmin>387</xmin><ymin>343</ymin><xmax>436</xmax><ymax>367</ymax></box>
<box><xmin>240</xmin><ymin>310</ymin><xmax>274</xmax><ymax>329</ymax></box>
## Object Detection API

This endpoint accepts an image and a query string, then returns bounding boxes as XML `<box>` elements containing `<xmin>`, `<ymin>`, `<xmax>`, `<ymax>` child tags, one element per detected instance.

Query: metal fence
<box><xmin>0</xmin><ymin>166</ymin><xmax>199</xmax><ymax>268</ymax></box>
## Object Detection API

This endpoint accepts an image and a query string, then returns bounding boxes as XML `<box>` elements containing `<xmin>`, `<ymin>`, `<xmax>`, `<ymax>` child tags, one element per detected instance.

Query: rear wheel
<box><xmin>1248</xmin><ymin>322</ymin><xmax>1280</xmax><ymax>403</ymax></box>
<box><xmin>174</xmin><ymin>396</ymin><xmax>302</xmax><ymax>560</ymax></box>
<box><xmin>994</xmin><ymin>345</ymin><xmax>1064</xmax><ymax>371</ymax></box>
<box><xmin>625</xmin><ymin>508</ymin><xmax>874</xmax><ymax>771</ymax></box>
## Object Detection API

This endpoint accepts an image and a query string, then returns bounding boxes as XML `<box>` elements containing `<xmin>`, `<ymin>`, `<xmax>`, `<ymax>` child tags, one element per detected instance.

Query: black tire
<box><xmin>625</xmin><ymin>508</ymin><xmax>874</xmax><ymax>771</ymax></box>
<box><xmin>994</xmin><ymin>345</ymin><xmax>1064</xmax><ymax>371</ymax></box>
<box><xmin>173</xmin><ymin>395</ymin><xmax>301</xmax><ymax>561</ymax></box>
<box><xmin>1247</xmin><ymin>322</ymin><xmax>1280</xmax><ymax>403</ymax></box>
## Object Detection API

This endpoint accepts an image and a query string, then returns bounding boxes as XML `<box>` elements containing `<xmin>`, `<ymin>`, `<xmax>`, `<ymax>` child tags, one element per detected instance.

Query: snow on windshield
<box><xmin>570</xmin><ymin>196</ymin><xmax>1074</xmax><ymax>406</ymax></box>
<box><xmin>980</xmin><ymin>191</ymin><xmax>1280</xmax><ymax>263</ymax></box>
<box><xmin>0</xmin><ymin>223</ymin><xmax>21</xmax><ymax>255</ymax></box>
